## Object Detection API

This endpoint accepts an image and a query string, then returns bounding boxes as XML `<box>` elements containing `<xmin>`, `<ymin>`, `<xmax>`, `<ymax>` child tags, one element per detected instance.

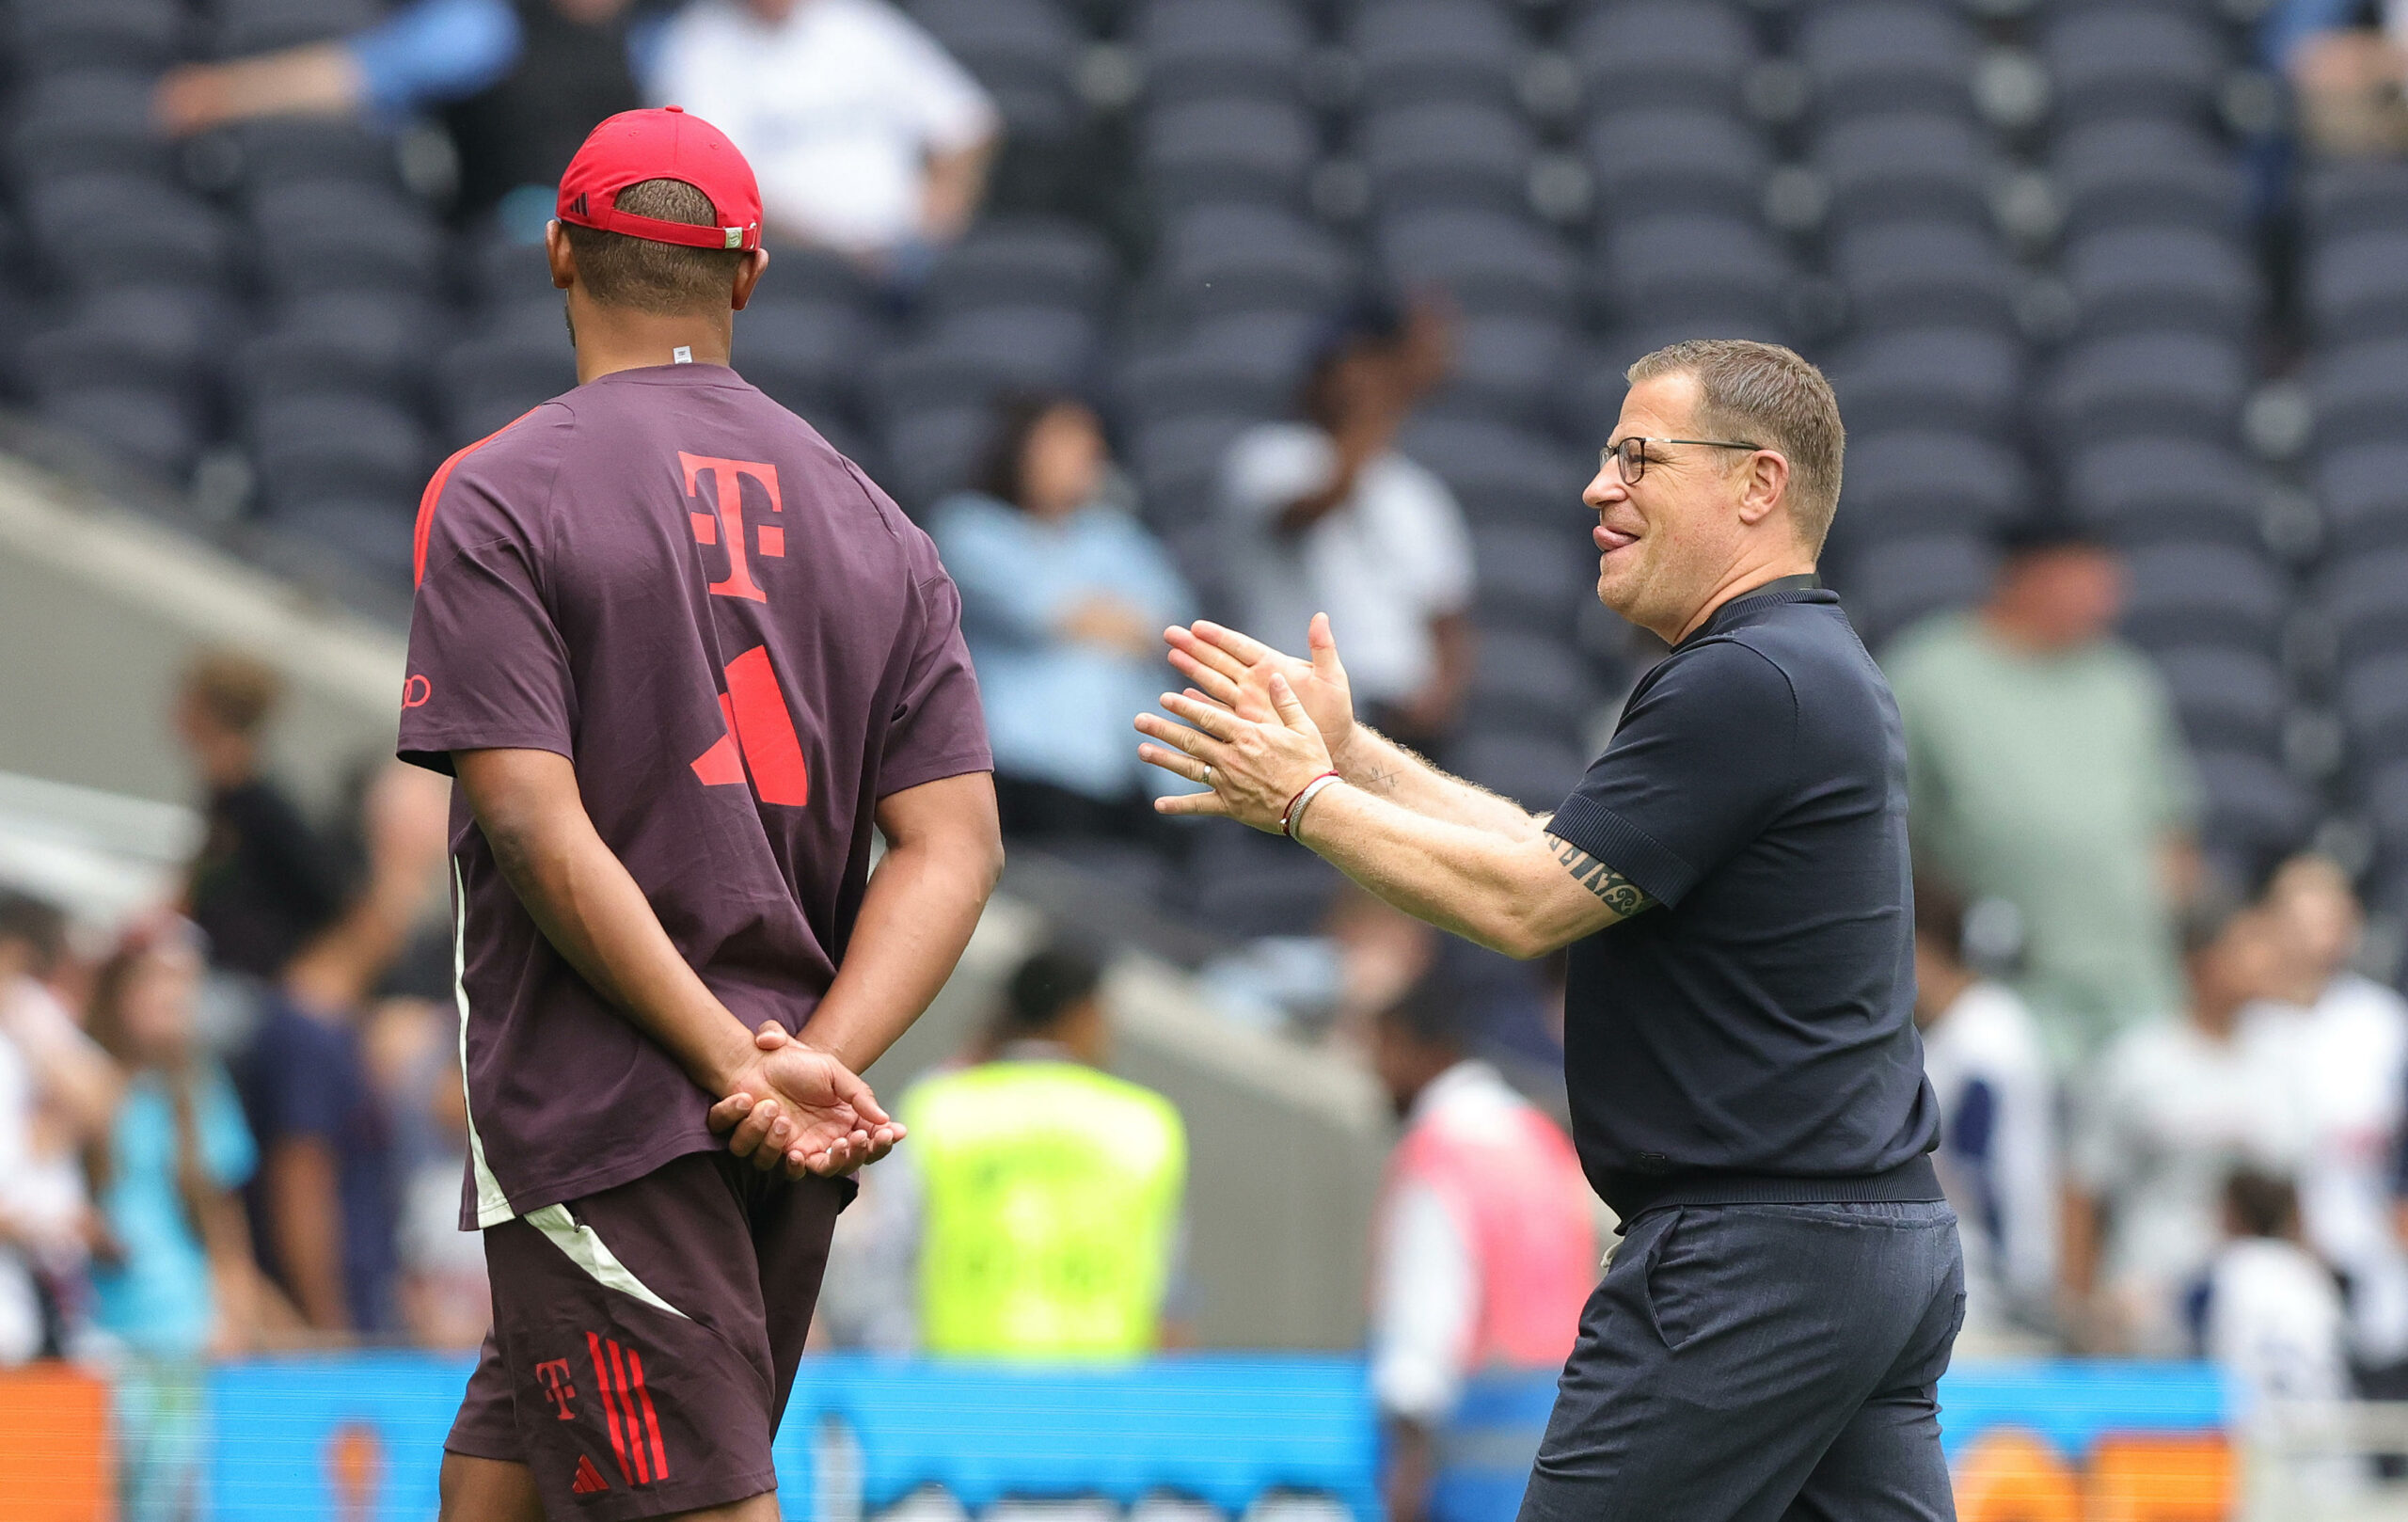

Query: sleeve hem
<box><xmin>876</xmin><ymin>752</ymin><xmax>994</xmax><ymax>800</ymax></box>
<box><xmin>396</xmin><ymin>730</ymin><xmax>575</xmax><ymax>777</ymax></box>
<box><xmin>1545</xmin><ymin>795</ymin><xmax>1700</xmax><ymax>908</ymax></box>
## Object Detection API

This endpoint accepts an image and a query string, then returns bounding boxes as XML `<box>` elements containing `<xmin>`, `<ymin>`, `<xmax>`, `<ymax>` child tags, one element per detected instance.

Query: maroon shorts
<box><xmin>445</xmin><ymin>1149</ymin><xmax>853</xmax><ymax>1519</ymax></box>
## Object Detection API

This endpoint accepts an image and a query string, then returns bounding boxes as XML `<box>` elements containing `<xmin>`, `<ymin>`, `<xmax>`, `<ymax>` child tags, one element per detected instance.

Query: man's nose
<box><xmin>1582</xmin><ymin>470</ymin><xmax>1623</xmax><ymax>510</ymax></box>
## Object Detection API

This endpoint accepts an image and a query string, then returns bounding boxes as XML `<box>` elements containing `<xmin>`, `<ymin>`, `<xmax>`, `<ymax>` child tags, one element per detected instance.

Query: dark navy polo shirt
<box><xmin>1545</xmin><ymin>579</ymin><xmax>1941</xmax><ymax>1221</ymax></box>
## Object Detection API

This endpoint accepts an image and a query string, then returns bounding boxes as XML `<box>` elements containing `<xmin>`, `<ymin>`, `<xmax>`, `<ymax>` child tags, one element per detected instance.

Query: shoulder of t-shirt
<box><xmin>1948</xmin><ymin>984</ymin><xmax>2052</xmax><ymax>1074</ymax></box>
<box><xmin>415</xmin><ymin>404</ymin><xmax>575</xmax><ymax>568</ymax></box>
<box><xmin>1651</xmin><ymin>632</ymin><xmax>1799</xmax><ymax>729</ymax></box>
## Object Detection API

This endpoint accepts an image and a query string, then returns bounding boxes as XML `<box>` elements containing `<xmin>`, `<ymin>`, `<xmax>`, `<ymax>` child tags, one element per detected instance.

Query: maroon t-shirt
<box><xmin>397</xmin><ymin>362</ymin><xmax>990</xmax><ymax>1228</ymax></box>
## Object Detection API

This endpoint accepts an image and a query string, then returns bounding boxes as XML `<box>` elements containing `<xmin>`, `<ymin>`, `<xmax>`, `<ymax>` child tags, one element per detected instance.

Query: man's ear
<box><xmin>545</xmin><ymin>220</ymin><xmax>576</xmax><ymax>292</ymax></box>
<box><xmin>731</xmin><ymin>246</ymin><xmax>769</xmax><ymax>312</ymax></box>
<box><xmin>1734</xmin><ymin>449</ymin><xmax>1791</xmax><ymax>529</ymax></box>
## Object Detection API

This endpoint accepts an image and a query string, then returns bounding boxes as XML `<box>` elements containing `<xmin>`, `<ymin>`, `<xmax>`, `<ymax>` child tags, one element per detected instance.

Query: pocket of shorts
<box><xmin>1637</xmin><ymin>1209</ymin><xmax>1694</xmax><ymax>1352</ymax></box>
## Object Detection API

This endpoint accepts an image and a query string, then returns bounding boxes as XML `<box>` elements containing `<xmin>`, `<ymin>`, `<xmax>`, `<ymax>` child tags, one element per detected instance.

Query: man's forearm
<box><xmin>1294</xmin><ymin>784</ymin><xmax>1564</xmax><ymax>957</ymax></box>
<box><xmin>800</xmin><ymin>836</ymin><xmax>996</xmax><ymax>1073</ymax></box>
<box><xmin>1336</xmin><ymin>726</ymin><xmax>1543</xmax><ymax>841</ymax></box>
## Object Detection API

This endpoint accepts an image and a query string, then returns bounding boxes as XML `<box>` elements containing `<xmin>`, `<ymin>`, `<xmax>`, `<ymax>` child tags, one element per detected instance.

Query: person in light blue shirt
<box><xmin>932</xmin><ymin>394</ymin><xmax>1195</xmax><ymax>844</ymax></box>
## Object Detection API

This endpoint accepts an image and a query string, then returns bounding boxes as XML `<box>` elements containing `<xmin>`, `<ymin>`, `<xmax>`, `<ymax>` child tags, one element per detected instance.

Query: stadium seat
<box><xmin>1469</xmin><ymin>527</ymin><xmax>1594</xmax><ymax>640</ymax></box>
<box><xmin>24</xmin><ymin>173</ymin><xmax>233</xmax><ymax>294</ymax></box>
<box><xmin>20</xmin><ymin>287</ymin><xmax>228</xmax><ymax>409</ymax></box>
<box><xmin>11</xmin><ymin>0</ymin><xmax>185</xmax><ymax>75</ymax></box>
<box><xmin>1566</xmin><ymin>0</ymin><xmax>1758</xmax><ymax>117</ymax></box>
<box><xmin>2061</xmin><ymin>227</ymin><xmax>2259</xmax><ymax>339</ymax></box>
<box><xmin>2042</xmin><ymin>333</ymin><xmax>2250</xmax><ymax>448</ymax></box>
<box><xmin>2037</xmin><ymin>8</ymin><xmax>2226</xmax><ymax>129</ymax></box>
<box><xmin>1595</xmin><ymin>213</ymin><xmax>1792</xmax><ymax>333</ymax></box>
<box><xmin>2118</xmin><ymin>543</ymin><xmax>2290</xmax><ymax>656</ymax></box>
<box><xmin>1580</xmin><ymin>108</ymin><xmax>1772</xmax><ymax>225</ymax></box>
<box><xmin>1834</xmin><ymin>534</ymin><xmax>1997</xmax><ymax>651</ymax></box>
<box><xmin>37</xmin><ymin>385</ymin><xmax>201</xmax><ymax>479</ymax></box>
<box><xmin>2338</xmin><ymin>652</ymin><xmax>2408</xmax><ymax>768</ymax></box>
<box><xmin>919</xmin><ymin>217</ymin><xmax>1118</xmax><ymax>319</ymax></box>
<box><xmin>1463</xmin><ymin>629</ymin><xmax>1598</xmax><ymax>741</ymax></box>
<box><xmin>1376</xmin><ymin>209</ymin><xmax>1578</xmax><ymax>317</ymax></box>
<box><xmin>271</xmin><ymin>496</ymin><xmax>420</xmax><ymax>586</ymax></box>
<box><xmin>1150</xmin><ymin>204</ymin><xmax>1357</xmax><ymax>317</ymax></box>
<box><xmin>2194</xmin><ymin>749</ymin><xmax>2319</xmax><ymax>872</ymax></box>
<box><xmin>205</xmin><ymin>0</ymin><xmax>378</xmax><ymax>57</ymax></box>
<box><xmin>1116</xmin><ymin>311</ymin><xmax>1321</xmax><ymax>428</ymax></box>
<box><xmin>879</xmin><ymin>403</ymin><xmax>995</xmax><ymax>510</ymax></box>
<box><xmin>2315</xmin><ymin>443</ymin><xmax>2408</xmax><ymax>557</ymax></box>
<box><xmin>1128</xmin><ymin>411</ymin><xmax>1259</xmax><ymax>530</ymax></box>
<box><xmin>2156</xmin><ymin>645</ymin><xmax>2289</xmax><ymax>757</ymax></box>
<box><xmin>9</xmin><ymin>71</ymin><xmax>176</xmax><ymax>180</ymax></box>
<box><xmin>1796</xmin><ymin>1</ymin><xmax>1978</xmax><ymax>123</ymax></box>
<box><xmin>909</xmin><ymin>0</ymin><xmax>1084</xmax><ymax>135</ymax></box>
<box><xmin>1360</xmin><ymin>102</ymin><xmax>1537</xmax><ymax>216</ymax></box>
<box><xmin>2327</xmin><ymin>547</ymin><xmax>2408</xmax><ymax>665</ymax></box>
<box><xmin>1397</xmin><ymin>415</ymin><xmax>1590</xmax><ymax>528</ymax></box>
<box><xmin>733</xmin><ymin>299</ymin><xmax>878</xmax><ymax>422</ymax></box>
<box><xmin>2062</xmin><ymin>439</ymin><xmax>2264</xmax><ymax>550</ymax></box>
<box><xmin>1426</xmin><ymin>313</ymin><xmax>1578</xmax><ymax>423</ymax></box>
<box><xmin>2304</xmin><ymin>158</ymin><xmax>2408</xmax><ymax>241</ymax></box>
<box><xmin>249</xmin><ymin>394</ymin><xmax>430</xmax><ymax>508</ymax></box>
<box><xmin>1131</xmin><ymin>0</ymin><xmax>1313</xmax><ymax>105</ymax></box>
<box><xmin>1143</xmin><ymin>97</ymin><xmax>1321</xmax><ymax>211</ymax></box>
<box><xmin>1348</xmin><ymin>1</ymin><xmax>1528</xmax><ymax>111</ymax></box>
<box><xmin>215</xmin><ymin>117</ymin><xmax>398</xmax><ymax>189</ymax></box>
<box><xmin>1826</xmin><ymin>326</ymin><xmax>2024</xmax><ymax>438</ymax></box>
<box><xmin>2311</xmin><ymin>339</ymin><xmax>2408</xmax><ymax>453</ymax></box>
<box><xmin>1812</xmin><ymin>113</ymin><xmax>1997</xmax><ymax>230</ymax></box>
<box><xmin>234</xmin><ymin>292</ymin><xmax>445</xmax><ymax>408</ymax></box>
<box><xmin>880</xmin><ymin>307</ymin><xmax>1100</xmax><ymax>411</ymax></box>
<box><xmin>2306</xmin><ymin>230</ymin><xmax>2408</xmax><ymax>344</ymax></box>
<box><xmin>1448</xmin><ymin>732</ymin><xmax>1587</xmax><ymax>813</ymax></box>
<box><xmin>1191</xmin><ymin>828</ymin><xmax>1344</xmax><ymax>940</ymax></box>
<box><xmin>436</xmin><ymin>316</ymin><xmax>577</xmax><ymax>448</ymax></box>
<box><xmin>2050</xmin><ymin>119</ymin><xmax>2244</xmax><ymax>237</ymax></box>
<box><xmin>1828</xmin><ymin>221</ymin><xmax>2019</xmax><ymax>334</ymax></box>
<box><xmin>1826</xmin><ymin>431</ymin><xmax>2029</xmax><ymax>549</ymax></box>
<box><xmin>249</xmin><ymin>179</ymin><xmax>446</xmax><ymax>299</ymax></box>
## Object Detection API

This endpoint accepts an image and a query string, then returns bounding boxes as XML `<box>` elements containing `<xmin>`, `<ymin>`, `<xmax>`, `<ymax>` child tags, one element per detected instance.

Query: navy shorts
<box><xmin>445</xmin><ymin>1149</ymin><xmax>854</xmax><ymax>1520</ymax></box>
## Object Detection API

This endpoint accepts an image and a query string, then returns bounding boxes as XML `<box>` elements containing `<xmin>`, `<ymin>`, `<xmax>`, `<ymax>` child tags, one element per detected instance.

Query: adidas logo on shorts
<box><xmin>572</xmin><ymin>1454</ymin><xmax>611</xmax><ymax>1496</ymax></box>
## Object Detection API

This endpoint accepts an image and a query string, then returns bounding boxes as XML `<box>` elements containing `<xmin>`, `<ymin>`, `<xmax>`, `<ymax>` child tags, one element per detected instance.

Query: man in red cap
<box><xmin>402</xmin><ymin>106</ymin><xmax>1002</xmax><ymax>1521</ymax></box>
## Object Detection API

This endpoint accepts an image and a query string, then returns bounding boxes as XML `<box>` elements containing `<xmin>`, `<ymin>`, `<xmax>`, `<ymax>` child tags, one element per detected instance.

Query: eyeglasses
<box><xmin>1601</xmin><ymin>436</ymin><xmax>1762</xmax><ymax>484</ymax></box>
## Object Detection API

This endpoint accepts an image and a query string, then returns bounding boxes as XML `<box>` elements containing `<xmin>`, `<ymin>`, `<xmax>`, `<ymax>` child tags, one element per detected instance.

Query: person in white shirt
<box><xmin>1367</xmin><ymin>978</ymin><xmax>1596</xmax><ymax>1522</ymax></box>
<box><xmin>1910</xmin><ymin>880</ymin><xmax>2057</xmax><ymax>1347</ymax></box>
<box><xmin>2067</xmin><ymin>893</ymin><xmax>2305</xmax><ymax>1355</ymax></box>
<box><xmin>2201</xmin><ymin>1169</ymin><xmax>2351</xmax><ymax>1411</ymax></box>
<box><xmin>2242</xmin><ymin>853</ymin><xmax>2408</xmax><ymax>1368</ymax></box>
<box><xmin>651</xmin><ymin>0</ymin><xmax>999</xmax><ymax>277</ymax></box>
<box><xmin>1218</xmin><ymin>298</ymin><xmax>1475</xmax><ymax>753</ymax></box>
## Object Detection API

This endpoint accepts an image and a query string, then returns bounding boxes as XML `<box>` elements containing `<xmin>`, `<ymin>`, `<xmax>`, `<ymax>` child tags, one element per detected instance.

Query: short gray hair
<box><xmin>1626</xmin><ymin>339</ymin><xmax>1846</xmax><ymax>553</ymax></box>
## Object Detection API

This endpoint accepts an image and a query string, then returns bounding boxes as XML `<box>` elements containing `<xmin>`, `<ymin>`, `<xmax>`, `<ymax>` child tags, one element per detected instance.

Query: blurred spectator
<box><xmin>236</xmin><ymin>761</ymin><xmax>446</xmax><ymax>1339</ymax></box>
<box><xmin>2200</xmin><ymin>1170</ymin><xmax>2351</xmax><ymax>1413</ymax></box>
<box><xmin>1885</xmin><ymin>519</ymin><xmax>2202</xmax><ymax>1070</ymax></box>
<box><xmin>154</xmin><ymin>0</ymin><xmax>648</xmax><ymax>232</ymax></box>
<box><xmin>2241</xmin><ymin>854</ymin><xmax>2408</xmax><ymax>1370</ymax></box>
<box><xmin>2265</xmin><ymin>1</ymin><xmax>2408</xmax><ymax>159</ymax></box>
<box><xmin>2067</xmin><ymin>894</ymin><xmax>2302</xmax><ymax>1356</ymax></box>
<box><xmin>833</xmin><ymin>943</ymin><xmax>1188</xmax><ymax>1356</ymax></box>
<box><xmin>0</xmin><ymin>894</ymin><xmax>121</xmax><ymax>1363</ymax></box>
<box><xmin>1368</xmin><ymin>976</ymin><xmax>1596</xmax><ymax>1522</ymax></box>
<box><xmin>82</xmin><ymin>921</ymin><xmax>259</xmax><ymax>1522</ymax></box>
<box><xmin>175</xmin><ymin>648</ymin><xmax>345</xmax><ymax>982</ymax></box>
<box><xmin>652</xmin><ymin>0</ymin><xmax>1000</xmax><ymax>278</ymax></box>
<box><xmin>1218</xmin><ymin>298</ymin><xmax>1474</xmax><ymax>753</ymax></box>
<box><xmin>931</xmin><ymin>395</ymin><xmax>1196</xmax><ymax>848</ymax></box>
<box><xmin>363</xmin><ymin>997</ymin><xmax>488</xmax><ymax>1349</ymax></box>
<box><xmin>1911</xmin><ymin>879</ymin><xmax>2057</xmax><ymax>1347</ymax></box>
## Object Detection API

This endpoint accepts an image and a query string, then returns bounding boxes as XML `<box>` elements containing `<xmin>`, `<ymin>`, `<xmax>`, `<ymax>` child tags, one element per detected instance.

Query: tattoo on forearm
<box><xmin>1550</xmin><ymin>837</ymin><xmax>1656</xmax><ymax>917</ymax></box>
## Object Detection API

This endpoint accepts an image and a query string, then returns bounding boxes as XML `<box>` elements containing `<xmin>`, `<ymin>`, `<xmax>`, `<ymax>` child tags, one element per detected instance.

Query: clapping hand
<box><xmin>1164</xmin><ymin>613</ymin><xmax>1358</xmax><ymax>757</ymax></box>
<box><xmin>1136</xmin><ymin>670</ymin><xmax>1337</xmax><ymax>833</ymax></box>
<box><xmin>706</xmin><ymin>1023</ymin><xmax>906</xmax><ymax>1180</ymax></box>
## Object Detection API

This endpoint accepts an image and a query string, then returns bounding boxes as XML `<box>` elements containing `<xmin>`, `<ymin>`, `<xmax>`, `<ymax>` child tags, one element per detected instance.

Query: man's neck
<box><xmin>568</xmin><ymin>298</ymin><xmax>734</xmax><ymax>385</ymax></box>
<box><xmin>1669</xmin><ymin>557</ymin><xmax>1818</xmax><ymax>644</ymax></box>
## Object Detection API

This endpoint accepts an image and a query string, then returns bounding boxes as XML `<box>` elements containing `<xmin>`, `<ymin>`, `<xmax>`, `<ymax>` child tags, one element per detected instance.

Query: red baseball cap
<box><xmin>557</xmin><ymin>106</ymin><xmax>764</xmax><ymax>252</ymax></box>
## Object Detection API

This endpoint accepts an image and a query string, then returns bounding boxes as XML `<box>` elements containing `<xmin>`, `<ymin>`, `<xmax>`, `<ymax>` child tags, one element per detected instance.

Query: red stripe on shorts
<box><xmin>587</xmin><ymin>1330</ymin><xmax>634</xmax><ymax>1484</ymax></box>
<box><xmin>627</xmin><ymin>1347</ymin><xmax>671</xmax><ymax>1480</ymax></box>
<box><xmin>606</xmin><ymin>1339</ymin><xmax>651</xmax><ymax>1484</ymax></box>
